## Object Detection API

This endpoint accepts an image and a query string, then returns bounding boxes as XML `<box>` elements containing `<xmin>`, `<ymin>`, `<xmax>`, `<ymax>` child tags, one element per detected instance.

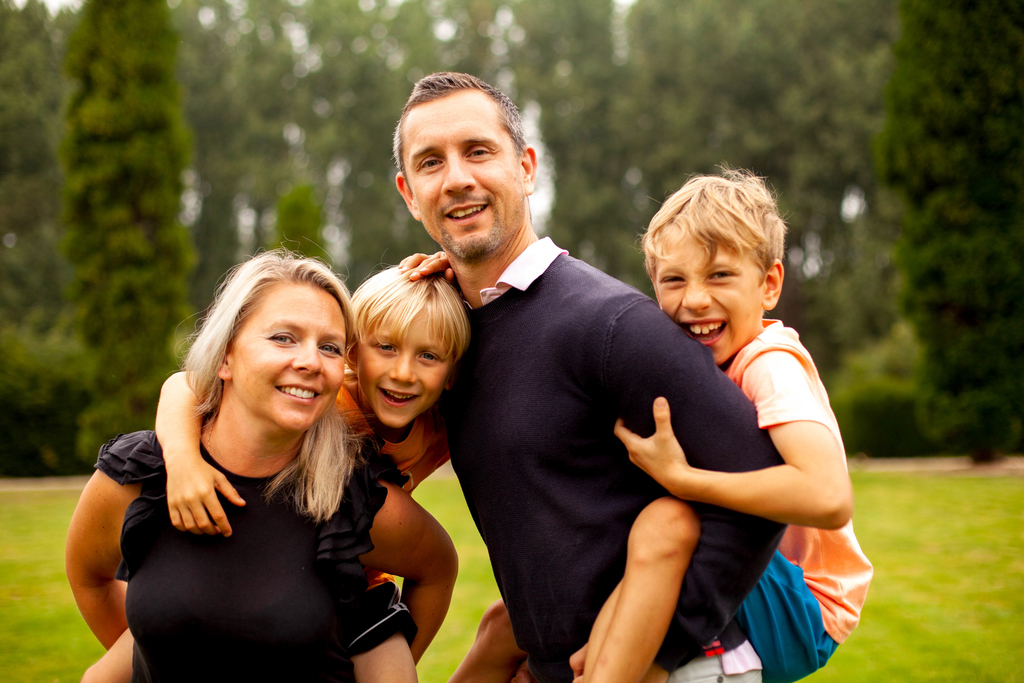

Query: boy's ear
<box><xmin>762</xmin><ymin>260</ymin><xmax>784</xmax><ymax>312</ymax></box>
<box><xmin>444</xmin><ymin>362</ymin><xmax>459</xmax><ymax>391</ymax></box>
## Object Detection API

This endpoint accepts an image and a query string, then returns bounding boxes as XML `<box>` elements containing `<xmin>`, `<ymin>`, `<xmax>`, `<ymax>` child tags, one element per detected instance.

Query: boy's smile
<box><xmin>652</xmin><ymin>234</ymin><xmax>783</xmax><ymax>365</ymax></box>
<box><xmin>349</xmin><ymin>312</ymin><xmax>456</xmax><ymax>443</ymax></box>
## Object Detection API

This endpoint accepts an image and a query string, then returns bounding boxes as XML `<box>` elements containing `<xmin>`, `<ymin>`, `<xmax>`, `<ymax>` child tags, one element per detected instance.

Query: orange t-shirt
<box><xmin>725</xmin><ymin>320</ymin><xmax>873</xmax><ymax>644</ymax></box>
<box><xmin>335</xmin><ymin>383</ymin><xmax>450</xmax><ymax>589</ymax></box>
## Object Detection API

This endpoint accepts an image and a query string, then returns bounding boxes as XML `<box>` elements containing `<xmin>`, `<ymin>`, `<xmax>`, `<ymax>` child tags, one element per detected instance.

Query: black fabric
<box><xmin>95</xmin><ymin>431</ymin><xmax>402</xmax><ymax>683</ymax></box>
<box><xmin>442</xmin><ymin>255</ymin><xmax>787</xmax><ymax>683</ymax></box>
<box><xmin>341</xmin><ymin>581</ymin><xmax>418</xmax><ymax>655</ymax></box>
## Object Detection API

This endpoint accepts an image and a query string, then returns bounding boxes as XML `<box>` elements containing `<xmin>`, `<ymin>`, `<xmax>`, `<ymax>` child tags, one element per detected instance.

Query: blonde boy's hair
<box><xmin>642</xmin><ymin>169</ymin><xmax>787</xmax><ymax>277</ymax></box>
<box><xmin>351</xmin><ymin>267</ymin><xmax>471</xmax><ymax>363</ymax></box>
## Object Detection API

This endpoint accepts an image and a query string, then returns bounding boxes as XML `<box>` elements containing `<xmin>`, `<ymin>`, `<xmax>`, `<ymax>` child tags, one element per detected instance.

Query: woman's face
<box><xmin>217</xmin><ymin>283</ymin><xmax>347</xmax><ymax>443</ymax></box>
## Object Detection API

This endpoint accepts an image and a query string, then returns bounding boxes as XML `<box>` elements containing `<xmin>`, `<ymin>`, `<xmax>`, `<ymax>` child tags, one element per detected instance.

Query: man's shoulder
<box><xmin>540</xmin><ymin>255</ymin><xmax>652</xmax><ymax>309</ymax></box>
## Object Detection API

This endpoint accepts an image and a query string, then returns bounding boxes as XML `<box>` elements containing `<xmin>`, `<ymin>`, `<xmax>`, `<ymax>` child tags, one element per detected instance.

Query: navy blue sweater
<box><xmin>443</xmin><ymin>256</ymin><xmax>786</xmax><ymax>683</ymax></box>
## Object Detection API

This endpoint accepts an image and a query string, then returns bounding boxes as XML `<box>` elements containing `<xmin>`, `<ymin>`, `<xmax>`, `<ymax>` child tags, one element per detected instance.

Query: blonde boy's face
<box><xmin>348</xmin><ymin>311</ymin><xmax>456</xmax><ymax>442</ymax></box>
<box><xmin>651</xmin><ymin>233</ymin><xmax>783</xmax><ymax>365</ymax></box>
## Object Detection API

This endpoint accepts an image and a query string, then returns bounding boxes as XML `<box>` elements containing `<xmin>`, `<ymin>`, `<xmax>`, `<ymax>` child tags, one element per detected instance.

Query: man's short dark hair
<box><xmin>392</xmin><ymin>72</ymin><xmax>527</xmax><ymax>176</ymax></box>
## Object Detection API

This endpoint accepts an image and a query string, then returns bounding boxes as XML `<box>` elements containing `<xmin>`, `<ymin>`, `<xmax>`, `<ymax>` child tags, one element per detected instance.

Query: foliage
<box><xmin>833</xmin><ymin>378</ymin><xmax>936</xmax><ymax>458</ymax></box>
<box><xmin>268</xmin><ymin>183</ymin><xmax>328</xmax><ymax>261</ymax></box>
<box><xmin>61</xmin><ymin>0</ymin><xmax>194</xmax><ymax>459</ymax></box>
<box><xmin>877</xmin><ymin>0</ymin><xmax>1024</xmax><ymax>459</ymax></box>
<box><xmin>5</xmin><ymin>474</ymin><xmax>1023</xmax><ymax>681</ymax></box>
<box><xmin>0</xmin><ymin>331</ymin><xmax>92</xmax><ymax>477</ymax></box>
<box><xmin>0</xmin><ymin>0</ymin><xmax>74</xmax><ymax>331</ymax></box>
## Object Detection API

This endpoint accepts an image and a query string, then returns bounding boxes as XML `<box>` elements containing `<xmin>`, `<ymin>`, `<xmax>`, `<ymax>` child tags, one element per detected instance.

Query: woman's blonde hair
<box><xmin>351</xmin><ymin>267</ymin><xmax>470</xmax><ymax>363</ymax></box>
<box><xmin>183</xmin><ymin>248</ymin><xmax>360</xmax><ymax>522</ymax></box>
<box><xmin>642</xmin><ymin>169</ymin><xmax>787</xmax><ymax>277</ymax></box>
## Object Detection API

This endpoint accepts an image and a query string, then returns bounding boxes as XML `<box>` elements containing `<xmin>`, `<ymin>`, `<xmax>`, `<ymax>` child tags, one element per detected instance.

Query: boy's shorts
<box><xmin>341</xmin><ymin>581</ymin><xmax>418</xmax><ymax>655</ymax></box>
<box><xmin>735</xmin><ymin>551</ymin><xmax>839</xmax><ymax>683</ymax></box>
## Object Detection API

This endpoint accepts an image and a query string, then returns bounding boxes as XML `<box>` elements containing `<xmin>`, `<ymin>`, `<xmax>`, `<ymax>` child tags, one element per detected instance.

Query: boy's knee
<box><xmin>478</xmin><ymin>598</ymin><xmax>514</xmax><ymax>641</ymax></box>
<box><xmin>629</xmin><ymin>498</ymin><xmax>701</xmax><ymax>565</ymax></box>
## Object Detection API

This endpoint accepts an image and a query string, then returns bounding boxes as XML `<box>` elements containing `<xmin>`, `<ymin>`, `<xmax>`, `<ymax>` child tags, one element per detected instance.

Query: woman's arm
<box><xmin>359</xmin><ymin>481</ymin><xmax>458</xmax><ymax>662</ymax></box>
<box><xmin>616</xmin><ymin>398</ymin><xmax>853</xmax><ymax>529</ymax></box>
<box><xmin>156</xmin><ymin>372</ymin><xmax>245</xmax><ymax>536</ymax></box>
<box><xmin>66</xmin><ymin>471</ymin><xmax>139</xmax><ymax>646</ymax></box>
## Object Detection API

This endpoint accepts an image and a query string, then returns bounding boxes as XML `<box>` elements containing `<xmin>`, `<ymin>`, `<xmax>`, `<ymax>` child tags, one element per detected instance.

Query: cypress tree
<box><xmin>877</xmin><ymin>0</ymin><xmax>1024</xmax><ymax>460</ymax></box>
<box><xmin>270</xmin><ymin>184</ymin><xmax>329</xmax><ymax>263</ymax></box>
<box><xmin>61</xmin><ymin>0</ymin><xmax>193</xmax><ymax>458</ymax></box>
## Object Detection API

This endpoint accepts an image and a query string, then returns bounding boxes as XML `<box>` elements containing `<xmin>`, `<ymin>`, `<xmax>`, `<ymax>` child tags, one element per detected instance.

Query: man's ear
<box><xmin>396</xmin><ymin>173</ymin><xmax>422</xmax><ymax>221</ymax></box>
<box><xmin>762</xmin><ymin>260</ymin><xmax>784</xmax><ymax>312</ymax></box>
<box><xmin>521</xmin><ymin>147</ymin><xmax>538</xmax><ymax>197</ymax></box>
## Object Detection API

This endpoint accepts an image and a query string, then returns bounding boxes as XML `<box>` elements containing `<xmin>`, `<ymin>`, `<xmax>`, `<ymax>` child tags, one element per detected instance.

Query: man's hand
<box><xmin>398</xmin><ymin>251</ymin><xmax>456</xmax><ymax>283</ymax></box>
<box><xmin>613</xmin><ymin>397</ymin><xmax>693</xmax><ymax>493</ymax></box>
<box><xmin>166</xmin><ymin>454</ymin><xmax>245</xmax><ymax>536</ymax></box>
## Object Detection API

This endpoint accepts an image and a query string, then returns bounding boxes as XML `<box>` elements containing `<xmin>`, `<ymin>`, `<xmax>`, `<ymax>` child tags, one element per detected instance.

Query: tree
<box><xmin>62</xmin><ymin>0</ymin><xmax>193</xmax><ymax>458</ymax></box>
<box><xmin>269</xmin><ymin>183</ymin><xmax>328</xmax><ymax>261</ymax></box>
<box><xmin>877</xmin><ymin>0</ymin><xmax>1024</xmax><ymax>459</ymax></box>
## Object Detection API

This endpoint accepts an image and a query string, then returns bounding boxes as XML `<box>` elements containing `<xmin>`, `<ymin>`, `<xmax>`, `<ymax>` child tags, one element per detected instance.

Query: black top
<box><xmin>442</xmin><ymin>255</ymin><xmax>786</xmax><ymax>683</ymax></box>
<box><xmin>96</xmin><ymin>431</ymin><xmax>400</xmax><ymax>683</ymax></box>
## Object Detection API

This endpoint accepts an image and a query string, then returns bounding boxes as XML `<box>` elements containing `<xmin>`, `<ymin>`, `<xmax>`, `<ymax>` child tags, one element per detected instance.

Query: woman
<box><xmin>65</xmin><ymin>250</ymin><xmax>457</xmax><ymax>682</ymax></box>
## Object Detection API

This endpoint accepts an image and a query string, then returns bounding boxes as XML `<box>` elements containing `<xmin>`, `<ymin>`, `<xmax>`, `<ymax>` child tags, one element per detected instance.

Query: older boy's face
<box><xmin>651</xmin><ymin>235</ymin><xmax>783</xmax><ymax>365</ymax></box>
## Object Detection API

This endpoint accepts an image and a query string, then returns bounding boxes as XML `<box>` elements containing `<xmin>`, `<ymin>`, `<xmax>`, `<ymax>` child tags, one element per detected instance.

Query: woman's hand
<box><xmin>398</xmin><ymin>251</ymin><xmax>455</xmax><ymax>283</ymax></box>
<box><xmin>613</xmin><ymin>397</ymin><xmax>693</xmax><ymax>493</ymax></box>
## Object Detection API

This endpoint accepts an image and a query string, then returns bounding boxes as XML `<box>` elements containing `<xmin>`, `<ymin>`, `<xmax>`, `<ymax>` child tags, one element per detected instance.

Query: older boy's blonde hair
<box><xmin>642</xmin><ymin>169</ymin><xmax>787</xmax><ymax>277</ymax></box>
<box><xmin>351</xmin><ymin>267</ymin><xmax>470</xmax><ymax>363</ymax></box>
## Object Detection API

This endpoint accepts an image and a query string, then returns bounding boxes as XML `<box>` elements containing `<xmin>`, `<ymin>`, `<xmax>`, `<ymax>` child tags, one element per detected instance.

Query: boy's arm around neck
<box><xmin>156</xmin><ymin>371</ymin><xmax>245</xmax><ymax>536</ymax></box>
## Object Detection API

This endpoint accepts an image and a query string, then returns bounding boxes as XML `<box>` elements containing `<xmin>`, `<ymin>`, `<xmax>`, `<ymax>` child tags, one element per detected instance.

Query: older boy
<box><xmin>587</xmin><ymin>171</ymin><xmax>872</xmax><ymax>683</ymax></box>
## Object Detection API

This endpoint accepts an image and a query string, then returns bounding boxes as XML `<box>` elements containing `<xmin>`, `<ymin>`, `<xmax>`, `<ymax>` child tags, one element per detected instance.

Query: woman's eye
<box><xmin>320</xmin><ymin>343</ymin><xmax>341</xmax><ymax>355</ymax></box>
<box><xmin>271</xmin><ymin>334</ymin><xmax>293</xmax><ymax>343</ymax></box>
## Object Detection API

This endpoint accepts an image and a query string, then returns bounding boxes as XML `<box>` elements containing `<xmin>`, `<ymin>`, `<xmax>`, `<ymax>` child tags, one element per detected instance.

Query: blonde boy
<box><xmin>579</xmin><ymin>170</ymin><xmax>872</xmax><ymax>683</ymax></box>
<box><xmin>154</xmin><ymin>266</ymin><xmax>470</xmax><ymax>682</ymax></box>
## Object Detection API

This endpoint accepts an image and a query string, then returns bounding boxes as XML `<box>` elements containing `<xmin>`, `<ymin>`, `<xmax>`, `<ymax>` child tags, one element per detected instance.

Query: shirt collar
<box><xmin>479</xmin><ymin>237</ymin><xmax>567</xmax><ymax>306</ymax></box>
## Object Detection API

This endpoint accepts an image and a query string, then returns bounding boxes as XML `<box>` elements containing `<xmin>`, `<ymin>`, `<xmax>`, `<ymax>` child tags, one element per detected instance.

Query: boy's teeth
<box><xmin>383</xmin><ymin>389</ymin><xmax>414</xmax><ymax>400</ymax></box>
<box><xmin>449</xmin><ymin>205</ymin><xmax>483</xmax><ymax>218</ymax></box>
<box><xmin>282</xmin><ymin>386</ymin><xmax>316</xmax><ymax>399</ymax></box>
<box><xmin>689</xmin><ymin>322</ymin><xmax>723</xmax><ymax>336</ymax></box>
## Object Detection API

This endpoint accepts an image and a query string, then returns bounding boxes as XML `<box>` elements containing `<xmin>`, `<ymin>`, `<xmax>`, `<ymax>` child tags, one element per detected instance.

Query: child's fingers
<box><xmin>215</xmin><ymin>474</ymin><xmax>246</xmax><ymax>508</ymax></box>
<box><xmin>651</xmin><ymin>397</ymin><xmax>676</xmax><ymax>438</ymax></box>
<box><xmin>612</xmin><ymin>417</ymin><xmax>641</xmax><ymax>447</ymax></box>
<box><xmin>186</xmin><ymin>502</ymin><xmax>221</xmax><ymax>536</ymax></box>
<box><xmin>398</xmin><ymin>252</ymin><xmax>431</xmax><ymax>273</ymax></box>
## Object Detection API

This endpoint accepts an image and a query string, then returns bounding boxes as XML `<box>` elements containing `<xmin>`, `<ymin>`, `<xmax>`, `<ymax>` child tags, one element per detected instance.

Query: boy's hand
<box><xmin>569</xmin><ymin>642</ymin><xmax>587</xmax><ymax>682</ymax></box>
<box><xmin>398</xmin><ymin>251</ymin><xmax>456</xmax><ymax>283</ymax></box>
<box><xmin>614</xmin><ymin>397</ymin><xmax>692</xmax><ymax>490</ymax></box>
<box><xmin>166</xmin><ymin>455</ymin><xmax>245</xmax><ymax>536</ymax></box>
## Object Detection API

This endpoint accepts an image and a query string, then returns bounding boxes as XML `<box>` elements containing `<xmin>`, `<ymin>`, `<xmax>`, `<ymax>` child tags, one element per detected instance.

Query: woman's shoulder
<box><xmin>95</xmin><ymin>430</ymin><xmax>167</xmax><ymax>487</ymax></box>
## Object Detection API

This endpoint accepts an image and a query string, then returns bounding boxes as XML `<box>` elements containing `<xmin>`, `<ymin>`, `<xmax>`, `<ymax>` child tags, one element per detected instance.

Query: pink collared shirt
<box><xmin>478</xmin><ymin>237</ymin><xmax>567</xmax><ymax>306</ymax></box>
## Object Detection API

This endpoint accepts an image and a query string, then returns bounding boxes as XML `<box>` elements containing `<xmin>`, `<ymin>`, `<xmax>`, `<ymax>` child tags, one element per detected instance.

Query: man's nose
<box><xmin>443</xmin><ymin>156</ymin><xmax>475</xmax><ymax>194</ymax></box>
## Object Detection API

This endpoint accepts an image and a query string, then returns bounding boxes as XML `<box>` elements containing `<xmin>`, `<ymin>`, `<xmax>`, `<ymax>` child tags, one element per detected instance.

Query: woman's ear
<box><xmin>218</xmin><ymin>344</ymin><xmax>234</xmax><ymax>381</ymax></box>
<box><xmin>762</xmin><ymin>260</ymin><xmax>784</xmax><ymax>312</ymax></box>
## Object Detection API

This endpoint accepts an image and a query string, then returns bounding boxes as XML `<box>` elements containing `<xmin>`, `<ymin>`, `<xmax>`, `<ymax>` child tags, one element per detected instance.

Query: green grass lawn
<box><xmin>2</xmin><ymin>472</ymin><xmax>1022</xmax><ymax>682</ymax></box>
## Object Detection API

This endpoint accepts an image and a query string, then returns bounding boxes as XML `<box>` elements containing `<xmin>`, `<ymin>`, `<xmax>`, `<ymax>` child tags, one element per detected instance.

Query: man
<box><xmin>395</xmin><ymin>72</ymin><xmax>784</xmax><ymax>683</ymax></box>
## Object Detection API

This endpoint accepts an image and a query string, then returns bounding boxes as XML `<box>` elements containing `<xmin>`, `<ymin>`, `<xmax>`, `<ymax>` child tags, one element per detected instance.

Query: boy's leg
<box><xmin>734</xmin><ymin>551</ymin><xmax>837</xmax><ymax>683</ymax></box>
<box><xmin>352</xmin><ymin>632</ymin><xmax>417</xmax><ymax>683</ymax></box>
<box><xmin>449</xmin><ymin>599</ymin><xmax>530</xmax><ymax>683</ymax></box>
<box><xmin>583</xmin><ymin>497</ymin><xmax>700</xmax><ymax>683</ymax></box>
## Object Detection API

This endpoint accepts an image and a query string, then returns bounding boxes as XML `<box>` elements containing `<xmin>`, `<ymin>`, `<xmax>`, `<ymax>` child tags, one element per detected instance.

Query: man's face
<box><xmin>396</xmin><ymin>90</ymin><xmax>537</xmax><ymax>264</ymax></box>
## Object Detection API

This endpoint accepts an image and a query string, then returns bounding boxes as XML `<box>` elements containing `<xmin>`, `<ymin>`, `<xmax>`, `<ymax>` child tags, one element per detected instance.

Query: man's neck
<box><xmin>453</xmin><ymin>227</ymin><xmax>539</xmax><ymax>308</ymax></box>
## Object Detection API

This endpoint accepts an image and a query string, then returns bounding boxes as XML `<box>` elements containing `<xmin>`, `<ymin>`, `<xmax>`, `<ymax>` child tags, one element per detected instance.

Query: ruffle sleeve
<box><xmin>315</xmin><ymin>456</ymin><xmax>407</xmax><ymax>605</ymax></box>
<box><xmin>95</xmin><ymin>431</ymin><xmax>169</xmax><ymax>582</ymax></box>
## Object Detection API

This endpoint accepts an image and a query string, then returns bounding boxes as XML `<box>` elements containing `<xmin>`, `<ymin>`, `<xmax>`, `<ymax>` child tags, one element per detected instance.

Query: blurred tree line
<box><xmin>1</xmin><ymin>0</ymin><xmax>1019</xmax><ymax>473</ymax></box>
